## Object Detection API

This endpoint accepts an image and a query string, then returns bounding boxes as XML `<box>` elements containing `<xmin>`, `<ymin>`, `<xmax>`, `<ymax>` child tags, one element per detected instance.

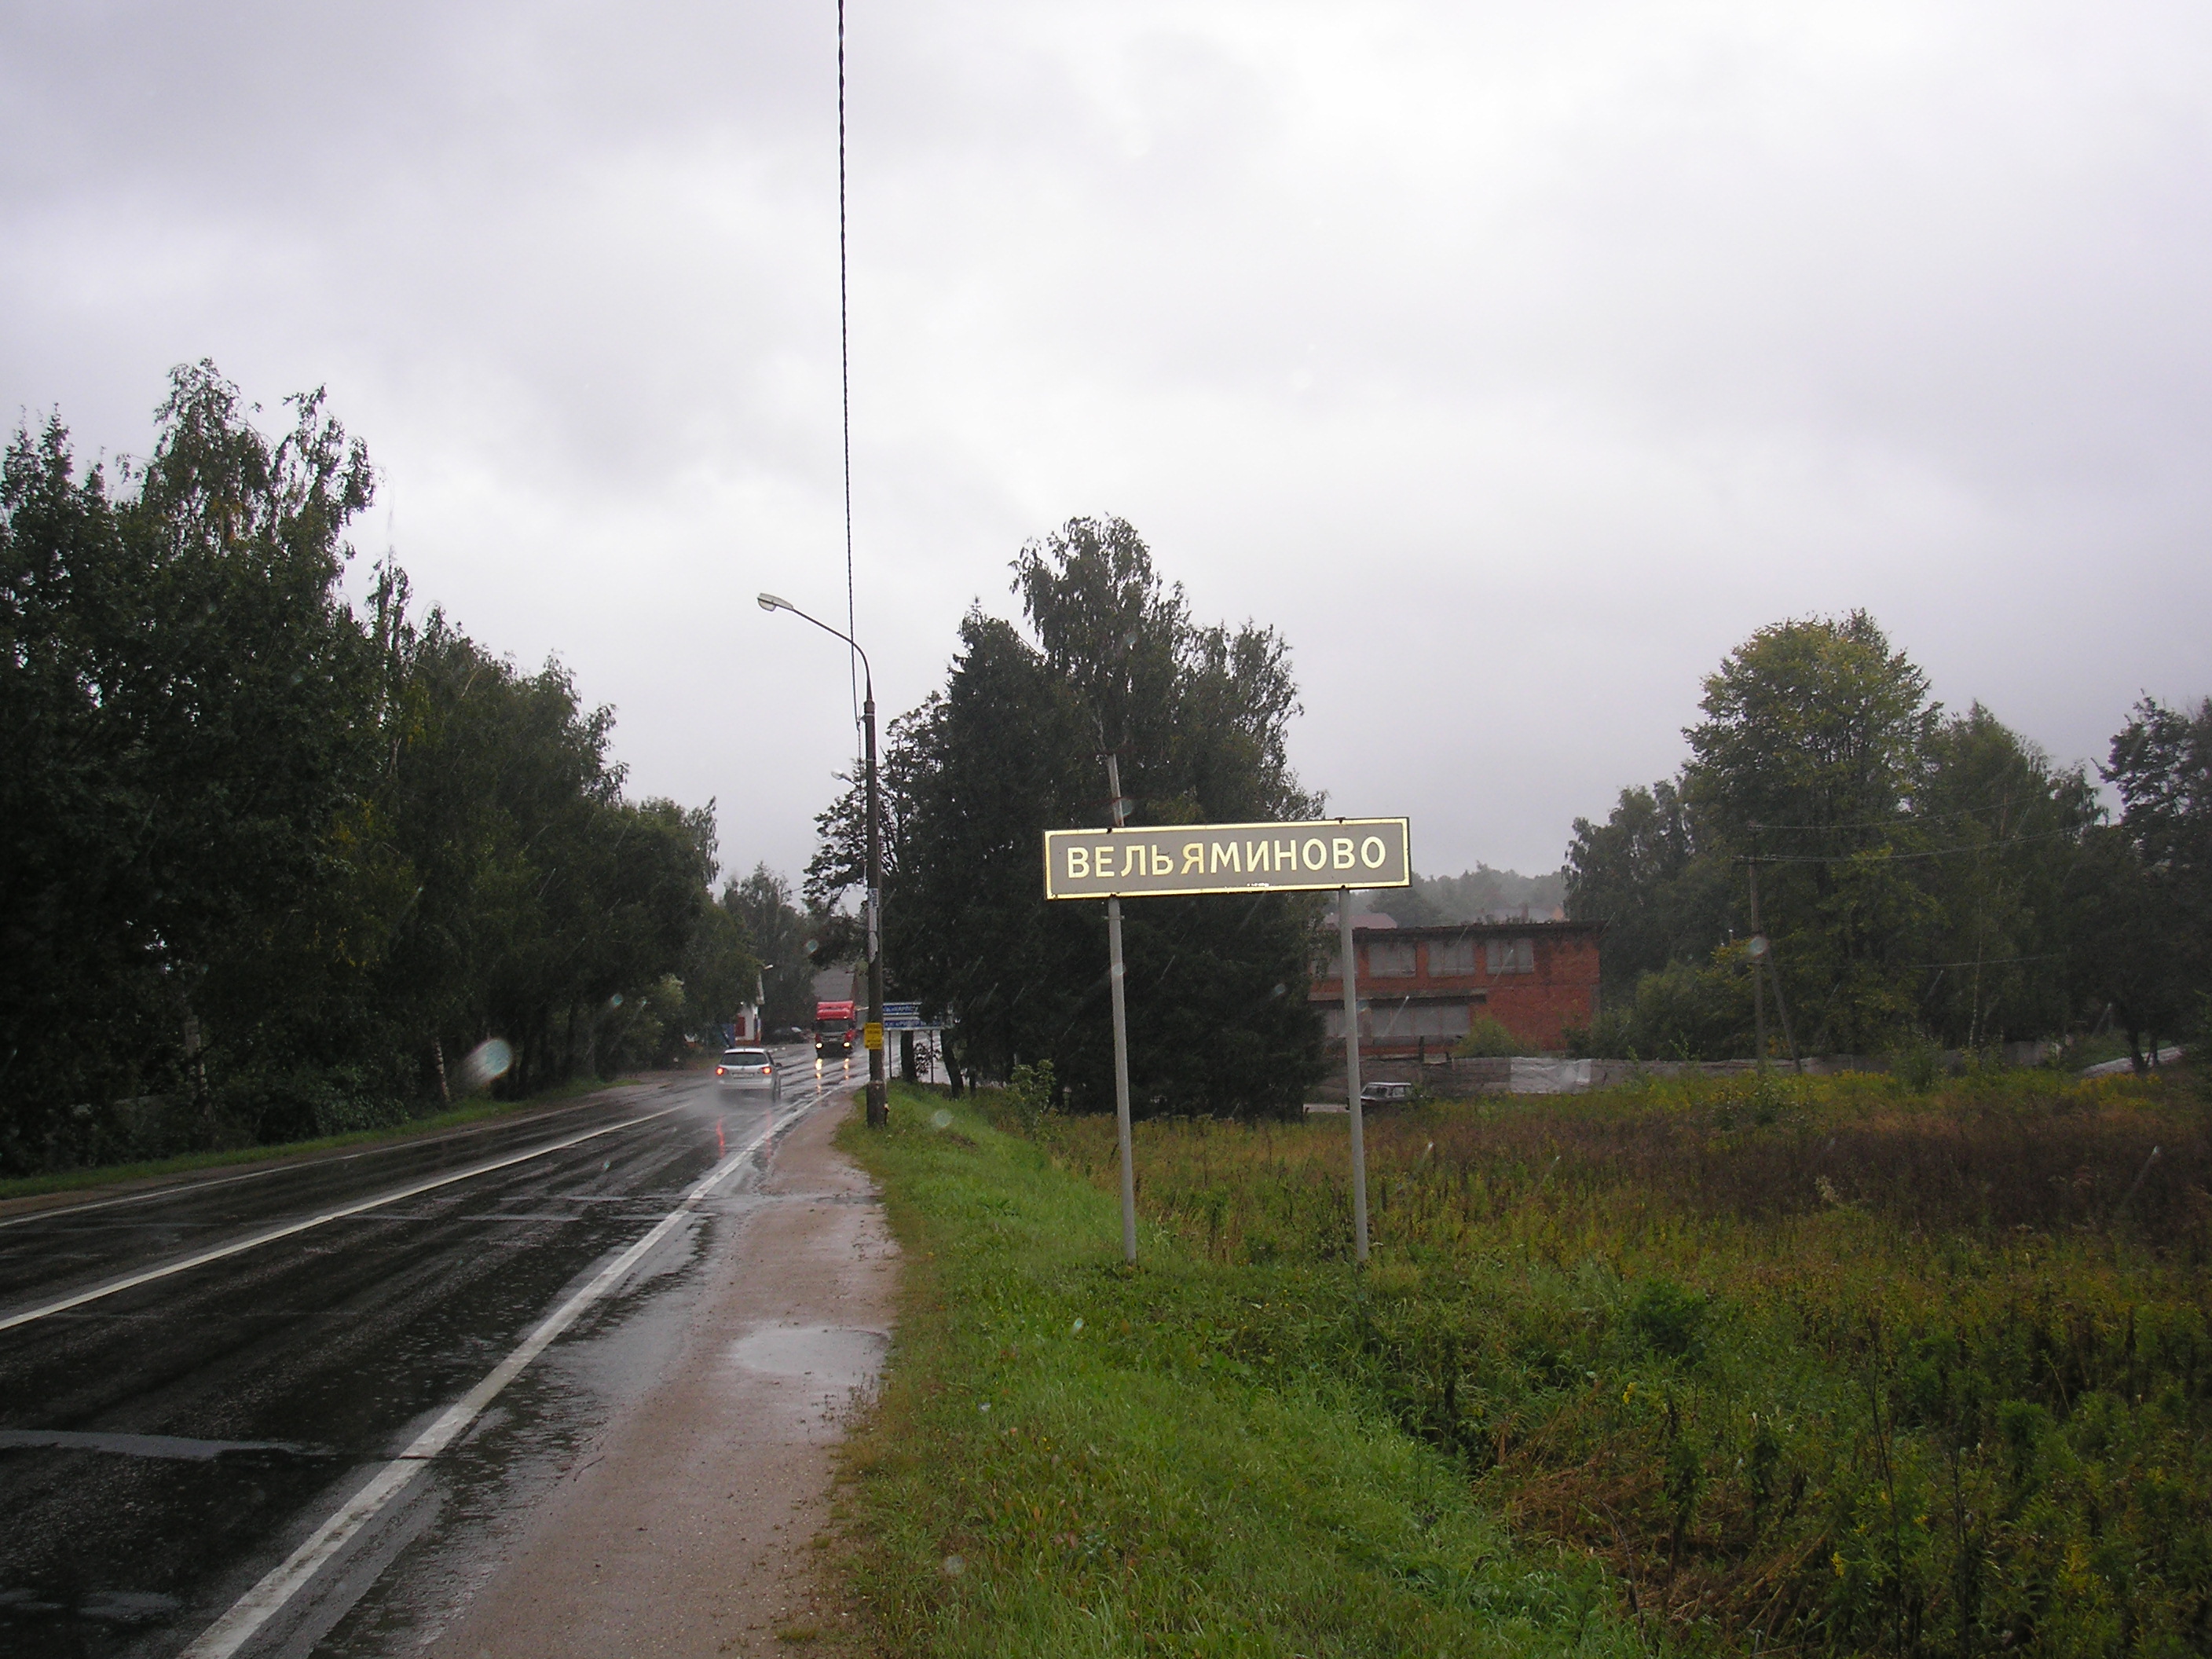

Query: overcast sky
<box><xmin>6</xmin><ymin>1</ymin><xmax>2207</xmax><ymax>886</ymax></box>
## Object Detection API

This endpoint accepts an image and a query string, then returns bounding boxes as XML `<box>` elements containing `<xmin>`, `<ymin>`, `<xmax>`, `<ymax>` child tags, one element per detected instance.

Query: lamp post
<box><xmin>759</xmin><ymin>591</ymin><xmax>887</xmax><ymax>1128</ymax></box>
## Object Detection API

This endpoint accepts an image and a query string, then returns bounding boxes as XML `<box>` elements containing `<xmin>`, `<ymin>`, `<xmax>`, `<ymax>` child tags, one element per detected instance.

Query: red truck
<box><xmin>813</xmin><ymin>1000</ymin><xmax>857</xmax><ymax>1059</ymax></box>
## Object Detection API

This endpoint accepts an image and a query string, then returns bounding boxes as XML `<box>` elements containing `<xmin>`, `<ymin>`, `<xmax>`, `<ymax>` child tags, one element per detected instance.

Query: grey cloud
<box><xmin>5</xmin><ymin>0</ymin><xmax>2207</xmax><ymax>882</ymax></box>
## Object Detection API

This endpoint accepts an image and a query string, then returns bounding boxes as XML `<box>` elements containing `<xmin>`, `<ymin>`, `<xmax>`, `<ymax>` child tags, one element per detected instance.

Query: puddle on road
<box><xmin>727</xmin><ymin>1324</ymin><xmax>888</xmax><ymax>1390</ymax></box>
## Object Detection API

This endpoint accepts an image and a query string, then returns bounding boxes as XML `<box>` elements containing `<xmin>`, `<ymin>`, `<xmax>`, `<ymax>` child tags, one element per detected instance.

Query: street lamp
<box><xmin>758</xmin><ymin>591</ymin><xmax>887</xmax><ymax>1128</ymax></box>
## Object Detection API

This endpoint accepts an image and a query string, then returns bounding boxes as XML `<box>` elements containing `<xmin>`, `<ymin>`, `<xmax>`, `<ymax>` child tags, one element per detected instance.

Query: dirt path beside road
<box><xmin>425</xmin><ymin>1093</ymin><xmax>895</xmax><ymax>1658</ymax></box>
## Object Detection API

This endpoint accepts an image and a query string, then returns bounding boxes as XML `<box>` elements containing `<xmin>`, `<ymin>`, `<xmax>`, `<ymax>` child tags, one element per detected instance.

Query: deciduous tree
<box><xmin>810</xmin><ymin>517</ymin><xmax>1324</xmax><ymax>1116</ymax></box>
<box><xmin>0</xmin><ymin>366</ymin><xmax>726</xmax><ymax>1172</ymax></box>
<box><xmin>1564</xmin><ymin>615</ymin><xmax>2116</xmax><ymax>1060</ymax></box>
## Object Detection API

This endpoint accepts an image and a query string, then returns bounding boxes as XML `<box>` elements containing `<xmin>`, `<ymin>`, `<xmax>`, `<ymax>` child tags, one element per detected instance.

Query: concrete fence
<box><xmin>1315</xmin><ymin>1040</ymin><xmax>2067</xmax><ymax>1100</ymax></box>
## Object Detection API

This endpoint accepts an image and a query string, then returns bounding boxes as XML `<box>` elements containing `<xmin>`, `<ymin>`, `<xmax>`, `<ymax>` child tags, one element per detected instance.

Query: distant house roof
<box><xmin>1344</xmin><ymin>918</ymin><xmax>1604</xmax><ymax>939</ymax></box>
<box><xmin>1323</xmin><ymin>910</ymin><xmax>1399</xmax><ymax>930</ymax></box>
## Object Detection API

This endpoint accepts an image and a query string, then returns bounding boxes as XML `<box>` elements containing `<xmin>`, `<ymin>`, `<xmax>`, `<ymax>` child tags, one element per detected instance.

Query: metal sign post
<box><xmin>1044</xmin><ymin>812</ymin><xmax>1409</xmax><ymax>1266</ymax></box>
<box><xmin>1339</xmin><ymin>888</ymin><xmax>1369</xmax><ymax>1262</ymax></box>
<box><xmin>1335</xmin><ymin>898</ymin><xmax>1371</xmax><ymax>1256</ymax></box>
<box><xmin>1104</xmin><ymin>755</ymin><xmax>1139</xmax><ymax>1265</ymax></box>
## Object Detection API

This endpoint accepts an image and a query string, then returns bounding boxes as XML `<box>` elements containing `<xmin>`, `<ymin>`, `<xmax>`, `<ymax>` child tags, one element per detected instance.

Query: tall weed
<box><xmin>1036</xmin><ymin>1068</ymin><xmax>2212</xmax><ymax>1656</ymax></box>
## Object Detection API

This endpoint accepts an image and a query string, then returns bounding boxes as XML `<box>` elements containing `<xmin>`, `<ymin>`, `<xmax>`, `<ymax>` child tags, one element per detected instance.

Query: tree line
<box><xmin>1564</xmin><ymin>611</ymin><xmax>2208</xmax><ymax>1068</ymax></box>
<box><xmin>1358</xmin><ymin>864</ymin><xmax>1566</xmax><ymax>928</ymax></box>
<box><xmin>0</xmin><ymin>365</ymin><xmax>771</xmax><ymax>1174</ymax></box>
<box><xmin>17</xmin><ymin>368</ymin><xmax>2192</xmax><ymax>1175</ymax></box>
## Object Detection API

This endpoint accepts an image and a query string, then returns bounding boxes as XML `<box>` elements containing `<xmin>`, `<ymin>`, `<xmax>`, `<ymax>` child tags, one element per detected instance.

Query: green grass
<box><xmin>840</xmin><ymin>1066</ymin><xmax>2212</xmax><ymax>1657</ymax></box>
<box><xmin>833</xmin><ymin>1082</ymin><xmax>1638</xmax><ymax>1657</ymax></box>
<box><xmin>0</xmin><ymin>1071</ymin><xmax>653</xmax><ymax>1203</ymax></box>
<box><xmin>1026</xmin><ymin>1065</ymin><xmax>2212</xmax><ymax>1657</ymax></box>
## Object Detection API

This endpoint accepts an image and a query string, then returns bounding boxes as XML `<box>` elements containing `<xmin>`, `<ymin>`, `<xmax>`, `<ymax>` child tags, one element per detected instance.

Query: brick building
<box><xmin>1310</xmin><ymin>920</ymin><xmax>1603</xmax><ymax>1057</ymax></box>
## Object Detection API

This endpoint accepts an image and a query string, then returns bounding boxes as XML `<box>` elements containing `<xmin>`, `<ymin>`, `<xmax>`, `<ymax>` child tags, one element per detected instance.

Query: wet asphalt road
<box><xmin>0</xmin><ymin>1047</ymin><xmax>851</xmax><ymax>1658</ymax></box>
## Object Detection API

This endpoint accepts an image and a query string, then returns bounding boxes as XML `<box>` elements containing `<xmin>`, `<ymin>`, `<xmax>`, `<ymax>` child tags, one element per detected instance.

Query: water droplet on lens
<box><xmin>460</xmin><ymin>1038</ymin><xmax>514</xmax><ymax>1089</ymax></box>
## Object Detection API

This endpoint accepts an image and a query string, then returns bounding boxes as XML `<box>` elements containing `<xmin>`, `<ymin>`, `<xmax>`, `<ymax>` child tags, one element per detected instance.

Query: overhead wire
<box><xmin>1901</xmin><ymin>954</ymin><xmax>2067</xmax><ymax>971</ymax></box>
<box><xmin>1738</xmin><ymin>827</ymin><xmax>2086</xmax><ymax>863</ymax></box>
<box><xmin>1741</xmin><ymin>800</ymin><xmax>2087</xmax><ymax>832</ymax></box>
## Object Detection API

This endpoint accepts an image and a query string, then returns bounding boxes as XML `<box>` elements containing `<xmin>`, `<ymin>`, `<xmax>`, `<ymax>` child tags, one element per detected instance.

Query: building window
<box><xmin>1411</xmin><ymin>1002</ymin><xmax>1471</xmax><ymax>1038</ymax></box>
<box><xmin>1323</xmin><ymin>1006</ymin><xmax>1346</xmax><ymax>1039</ymax></box>
<box><xmin>1487</xmin><ymin>937</ymin><xmax>1535</xmax><ymax>974</ymax></box>
<box><xmin>1368</xmin><ymin>940</ymin><xmax>1417</xmax><ymax>977</ymax></box>
<box><xmin>1364</xmin><ymin>1000</ymin><xmax>1472</xmax><ymax>1041</ymax></box>
<box><xmin>1427</xmin><ymin>937</ymin><xmax>1477</xmax><ymax>976</ymax></box>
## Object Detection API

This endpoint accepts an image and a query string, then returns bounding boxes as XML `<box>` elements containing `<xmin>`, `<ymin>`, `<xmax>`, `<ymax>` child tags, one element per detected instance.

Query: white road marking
<box><xmin>0</xmin><ymin>1107</ymin><xmax>687</xmax><ymax>1334</ymax></box>
<box><xmin>178</xmin><ymin>1085</ymin><xmax>826</xmax><ymax>1659</ymax></box>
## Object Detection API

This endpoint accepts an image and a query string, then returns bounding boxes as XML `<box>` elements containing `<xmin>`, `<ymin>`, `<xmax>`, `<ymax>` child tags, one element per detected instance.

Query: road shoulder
<box><xmin>423</xmin><ymin>1090</ymin><xmax>896</xmax><ymax>1658</ymax></box>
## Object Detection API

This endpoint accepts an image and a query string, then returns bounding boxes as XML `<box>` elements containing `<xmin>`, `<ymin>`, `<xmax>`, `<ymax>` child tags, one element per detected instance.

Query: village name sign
<box><xmin>1042</xmin><ymin>816</ymin><xmax>1411</xmax><ymax>900</ymax></box>
<box><xmin>1042</xmin><ymin>813</ymin><xmax>1411</xmax><ymax>1267</ymax></box>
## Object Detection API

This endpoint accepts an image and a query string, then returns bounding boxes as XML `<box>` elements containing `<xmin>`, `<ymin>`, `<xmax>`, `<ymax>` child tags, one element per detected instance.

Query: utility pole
<box><xmin>1745</xmin><ymin>840</ymin><xmax>1802</xmax><ymax>1074</ymax></box>
<box><xmin>1748</xmin><ymin>846</ymin><xmax>1768</xmax><ymax>1071</ymax></box>
<box><xmin>1767</xmin><ymin>942</ymin><xmax>1803</xmax><ymax>1072</ymax></box>
<box><xmin>862</xmin><ymin>684</ymin><xmax>886</xmax><ymax>1126</ymax></box>
<box><xmin>1104</xmin><ymin>752</ymin><xmax>1137</xmax><ymax>1264</ymax></box>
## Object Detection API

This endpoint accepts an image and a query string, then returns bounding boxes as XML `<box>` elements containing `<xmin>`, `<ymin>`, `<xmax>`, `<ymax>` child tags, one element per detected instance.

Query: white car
<box><xmin>1360</xmin><ymin>1080</ymin><xmax>1414</xmax><ymax>1106</ymax></box>
<box><xmin>716</xmin><ymin>1047</ymin><xmax>782</xmax><ymax>1099</ymax></box>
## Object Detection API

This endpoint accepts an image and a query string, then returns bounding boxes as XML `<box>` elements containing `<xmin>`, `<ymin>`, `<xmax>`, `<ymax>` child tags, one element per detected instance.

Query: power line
<box><xmin>1740</xmin><ymin>827</ymin><xmax>2085</xmax><ymax>864</ymax></box>
<box><xmin>1747</xmin><ymin>798</ymin><xmax>2092</xmax><ymax>833</ymax></box>
<box><xmin>1903</xmin><ymin>953</ymin><xmax>2067</xmax><ymax>970</ymax></box>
